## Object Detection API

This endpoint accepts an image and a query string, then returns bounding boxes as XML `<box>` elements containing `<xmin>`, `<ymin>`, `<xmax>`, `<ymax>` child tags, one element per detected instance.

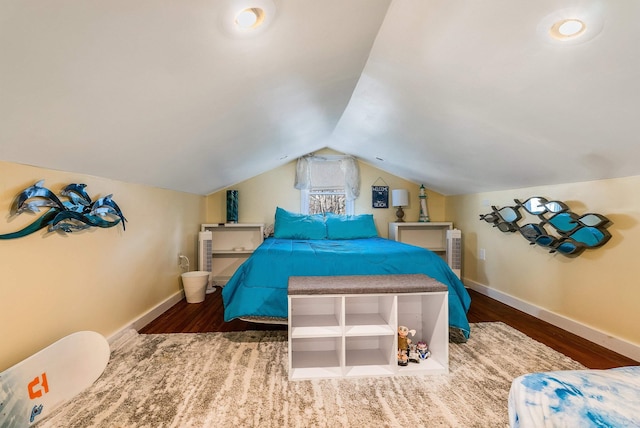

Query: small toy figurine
<box><xmin>397</xmin><ymin>349</ymin><xmax>409</xmax><ymax>366</ymax></box>
<box><xmin>397</xmin><ymin>325</ymin><xmax>416</xmax><ymax>366</ymax></box>
<box><xmin>407</xmin><ymin>343</ymin><xmax>420</xmax><ymax>364</ymax></box>
<box><xmin>398</xmin><ymin>325</ymin><xmax>416</xmax><ymax>350</ymax></box>
<box><xmin>416</xmin><ymin>341</ymin><xmax>431</xmax><ymax>360</ymax></box>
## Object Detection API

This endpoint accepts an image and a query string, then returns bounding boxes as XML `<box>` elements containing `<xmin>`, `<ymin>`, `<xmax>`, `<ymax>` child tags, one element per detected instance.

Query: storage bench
<box><xmin>287</xmin><ymin>274</ymin><xmax>449</xmax><ymax>380</ymax></box>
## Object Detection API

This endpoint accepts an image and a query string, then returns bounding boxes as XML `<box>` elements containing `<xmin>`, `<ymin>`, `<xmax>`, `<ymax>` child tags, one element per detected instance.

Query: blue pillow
<box><xmin>273</xmin><ymin>207</ymin><xmax>327</xmax><ymax>239</ymax></box>
<box><xmin>325</xmin><ymin>213</ymin><xmax>378</xmax><ymax>239</ymax></box>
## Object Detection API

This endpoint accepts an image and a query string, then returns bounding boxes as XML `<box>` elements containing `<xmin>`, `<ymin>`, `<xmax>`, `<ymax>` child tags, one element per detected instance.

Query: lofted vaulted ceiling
<box><xmin>2</xmin><ymin>0</ymin><xmax>639</xmax><ymax>196</ymax></box>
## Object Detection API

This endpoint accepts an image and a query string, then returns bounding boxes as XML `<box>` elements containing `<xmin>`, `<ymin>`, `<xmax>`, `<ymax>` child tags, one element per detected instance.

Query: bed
<box><xmin>221</xmin><ymin>208</ymin><xmax>472</xmax><ymax>341</ymax></box>
<box><xmin>508</xmin><ymin>366</ymin><xmax>640</xmax><ymax>427</ymax></box>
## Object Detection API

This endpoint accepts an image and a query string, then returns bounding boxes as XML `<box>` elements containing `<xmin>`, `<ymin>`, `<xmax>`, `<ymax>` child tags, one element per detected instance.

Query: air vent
<box><xmin>446</xmin><ymin>229</ymin><xmax>462</xmax><ymax>279</ymax></box>
<box><xmin>198</xmin><ymin>231</ymin><xmax>213</xmax><ymax>272</ymax></box>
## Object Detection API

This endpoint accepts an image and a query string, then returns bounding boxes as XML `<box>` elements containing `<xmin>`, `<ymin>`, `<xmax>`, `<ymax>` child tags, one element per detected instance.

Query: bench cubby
<box><xmin>288</xmin><ymin>274</ymin><xmax>449</xmax><ymax>380</ymax></box>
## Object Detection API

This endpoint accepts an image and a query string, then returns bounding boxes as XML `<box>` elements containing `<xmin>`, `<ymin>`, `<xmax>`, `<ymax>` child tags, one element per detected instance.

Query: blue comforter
<box><xmin>222</xmin><ymin>237</ymin><xmax>471</xmax><ymax>339</ymax></box>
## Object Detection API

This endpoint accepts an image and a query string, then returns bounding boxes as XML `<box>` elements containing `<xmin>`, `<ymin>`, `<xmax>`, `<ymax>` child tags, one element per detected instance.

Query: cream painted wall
<box><xmin>447</xmin><ymin>175</ymin><xmax>640</xmax><ymax>349</ymax></box>
<box><xmin>205</xmin><ymin>152</ymin><xmax>446</xmax><ymax>236</ymax></box>
<box><xmin>0</xmin><ymin>161</ymin><xmax>205</xmax><ymax>370</ymax></box>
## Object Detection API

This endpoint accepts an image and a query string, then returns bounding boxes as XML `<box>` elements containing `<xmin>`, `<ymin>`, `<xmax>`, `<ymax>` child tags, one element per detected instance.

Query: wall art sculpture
<box><xmin>0</xmin><ymin>180</ymin><xmax>127</xmax><ymax>239</ymax></box>
<box><xmin>479</xmin><ymin>196</ymin><xmax>611</xmax><ymax>257</ymax></box>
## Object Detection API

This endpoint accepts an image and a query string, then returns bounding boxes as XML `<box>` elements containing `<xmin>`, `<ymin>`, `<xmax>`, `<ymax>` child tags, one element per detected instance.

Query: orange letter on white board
<box><xmin>28</xmin><ymin>372</ymin><xmax>49</xmax><ymax>399</ymax></box>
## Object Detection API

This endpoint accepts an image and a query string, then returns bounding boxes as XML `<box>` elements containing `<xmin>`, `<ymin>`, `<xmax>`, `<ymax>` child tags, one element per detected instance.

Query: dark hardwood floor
<box><xmin>139</xmin><ymin>289</ymin><xmax>287</xmax><ymax>334</ymax></box>
<box><xmin>140</xmin><ymin>288</ymin><xmax>638</xmax><ymax>370</ymax></box>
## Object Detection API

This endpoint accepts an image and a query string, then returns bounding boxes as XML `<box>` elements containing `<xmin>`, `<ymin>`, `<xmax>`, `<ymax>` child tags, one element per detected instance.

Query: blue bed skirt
<box><xmin>222</xmin><ymin>237</ymin><xmax>471</xmax><ymax>340</ymax></box>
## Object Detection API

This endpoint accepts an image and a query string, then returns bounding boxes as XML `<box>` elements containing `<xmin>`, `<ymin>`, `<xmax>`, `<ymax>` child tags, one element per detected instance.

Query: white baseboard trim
<box><xmin>106</xmin><ymin>290</ymin><xmax>185</xmax><ymax>344</ymax></box>
<box><xmin>465</xmin><ymin>279</ymin><xmax>640</xmax><ymax>363</ymax></box>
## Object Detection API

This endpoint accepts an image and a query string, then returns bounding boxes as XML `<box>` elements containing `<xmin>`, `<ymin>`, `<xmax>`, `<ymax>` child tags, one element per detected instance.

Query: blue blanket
<box><xmin>222</xmin><ymin>237</ymin><xmax>471</xmax><ymax>340</ymax></box>
<box><xmin>509</xmin><ymin>366</ymin><xmax>640</xmax><ymax>427</ymax></box>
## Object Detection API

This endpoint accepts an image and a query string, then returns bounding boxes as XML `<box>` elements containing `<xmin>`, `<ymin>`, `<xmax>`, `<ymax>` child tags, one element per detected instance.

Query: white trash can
<box><xmin>181</xmin><ymin>271</ymin><xmax>209</xmax><ymax>303</ymax></box>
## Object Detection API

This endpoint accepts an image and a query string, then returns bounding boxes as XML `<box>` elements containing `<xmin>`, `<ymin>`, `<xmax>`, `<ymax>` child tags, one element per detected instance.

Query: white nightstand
<box><xmin>388</xmin><ymin>222</ymin><xmax>461</xmax><ymax>279</ymax></box>
<box><xmin>200</xmin><ymin>223</ymin><xmax>264</xmax><ymax>286</ymax></box>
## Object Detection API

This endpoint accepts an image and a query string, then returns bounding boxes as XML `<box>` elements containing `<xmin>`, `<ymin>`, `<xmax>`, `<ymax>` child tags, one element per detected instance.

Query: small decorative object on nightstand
<box><xmin>419</xmin><ymin>184</ymin><xmax>430</xmax><ymax>222</ymax></box>
<box><xmin>226</xmin><ymin>190</ymin><xmax>238</xmax><ymax>223</ymax></box>
<box><xmin>392</xmin><ymin>189</ymin><xmax>409</xmax><ymax>222</ymax></box>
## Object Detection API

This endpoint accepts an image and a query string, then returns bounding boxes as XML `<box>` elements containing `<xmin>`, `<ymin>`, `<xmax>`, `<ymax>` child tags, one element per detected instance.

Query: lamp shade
<box><xmin>392</xmin><ymin>189</ymin><xmax>409</xmax><ymax>207</ymax></box>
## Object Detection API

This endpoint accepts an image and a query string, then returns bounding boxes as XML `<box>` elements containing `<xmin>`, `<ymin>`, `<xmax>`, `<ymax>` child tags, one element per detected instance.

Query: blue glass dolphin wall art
<box><xmin>479</xmin><ymin>196</ymin><xmax>611</xmax><ymax>257</ymax></box>
<box><xmin>0</xmin><ymin>180</ymin><xmax>127</xmax><ymax>239</ymax></box>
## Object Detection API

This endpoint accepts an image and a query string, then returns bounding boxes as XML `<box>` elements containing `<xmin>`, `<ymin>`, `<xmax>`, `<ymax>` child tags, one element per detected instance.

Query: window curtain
<box><xmin>294</xmin><ymin>155</ymin><xmax>360</xmax><ymax>201</ymax></box>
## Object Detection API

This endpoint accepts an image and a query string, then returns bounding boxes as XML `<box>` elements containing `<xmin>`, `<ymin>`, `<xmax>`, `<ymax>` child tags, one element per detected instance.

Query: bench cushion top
<box><xmin>288</xmin><ymin>274</ymin><xmax>447</xmax><ymax>295</ymax></box>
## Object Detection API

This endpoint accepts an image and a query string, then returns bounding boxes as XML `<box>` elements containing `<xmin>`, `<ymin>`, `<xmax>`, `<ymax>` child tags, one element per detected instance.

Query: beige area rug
<box><xmin>37</xmin><ymin>323</ymin><xmax>585</xmax><ymax>428</ymax></box>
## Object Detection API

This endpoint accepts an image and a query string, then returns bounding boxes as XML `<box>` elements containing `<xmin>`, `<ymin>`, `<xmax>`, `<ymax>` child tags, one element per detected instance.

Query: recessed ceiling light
<box><xmin>235</xmin><ymin>8</ymin><xmax>265</xmax><ymax>30</ymax></box>
<box><xmin>537</xmin><ymin>8</ymin><xmax>603</xmax><ymax>46</ymax></box>
<box><xmin>558</xmin><ymin>19</ymin><xmax>585</xmax><ymax>36</ymax></box>
<box><xmin>220</xmin><ymin>1</ymin><xmax>275</xmax><ymax>38</ymax></box>
<box><xmin>550</xmin><ymin>18</ymin><xmax>586</xmax><ymax>40</ymax></box>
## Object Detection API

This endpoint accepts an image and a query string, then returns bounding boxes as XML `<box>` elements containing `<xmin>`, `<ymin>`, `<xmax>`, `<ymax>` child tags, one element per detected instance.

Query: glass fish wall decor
<box><xmin>479</xmin><ymin>197</ymin><xmax>611</xmax><ymax>257</ymax></box>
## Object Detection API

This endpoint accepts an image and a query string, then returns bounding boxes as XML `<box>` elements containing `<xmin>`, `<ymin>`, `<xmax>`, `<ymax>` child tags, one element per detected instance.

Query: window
<box><xmin>295</xmin><ymin>155</ymin><xmax>360</xmax><ymax>215</ymax></box>
<box><xmin>308</xmin><ymin>190</ymin><xmax>347</xmax><ymax>215</ymax></box>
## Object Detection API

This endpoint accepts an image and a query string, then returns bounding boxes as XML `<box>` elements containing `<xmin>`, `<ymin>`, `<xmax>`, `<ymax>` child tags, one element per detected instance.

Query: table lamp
<box><xmin>392</xmin><ymin>189</ymin><xmax>409</xmax><ymax>222</ymax></box>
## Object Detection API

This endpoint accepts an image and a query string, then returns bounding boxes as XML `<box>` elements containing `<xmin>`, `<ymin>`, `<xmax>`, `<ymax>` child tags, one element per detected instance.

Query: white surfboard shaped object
<box><xmin>0</xmin><ymin>331</ymin><xmax>110</xmax><ymax>427</ymax></box>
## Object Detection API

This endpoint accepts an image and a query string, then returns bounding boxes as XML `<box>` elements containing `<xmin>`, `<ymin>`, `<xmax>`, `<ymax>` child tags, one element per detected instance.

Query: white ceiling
<box><xmin>2</xmin><ymin>0</ymin><xmax>639</xmax><ymax>195</ymax></box>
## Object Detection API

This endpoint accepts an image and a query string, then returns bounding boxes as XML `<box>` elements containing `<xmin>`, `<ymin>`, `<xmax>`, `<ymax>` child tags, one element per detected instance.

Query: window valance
<box><xmin>294</xmin><ymin>155</ymin><xmax>360</xmax><ymax>201</ymax></box>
